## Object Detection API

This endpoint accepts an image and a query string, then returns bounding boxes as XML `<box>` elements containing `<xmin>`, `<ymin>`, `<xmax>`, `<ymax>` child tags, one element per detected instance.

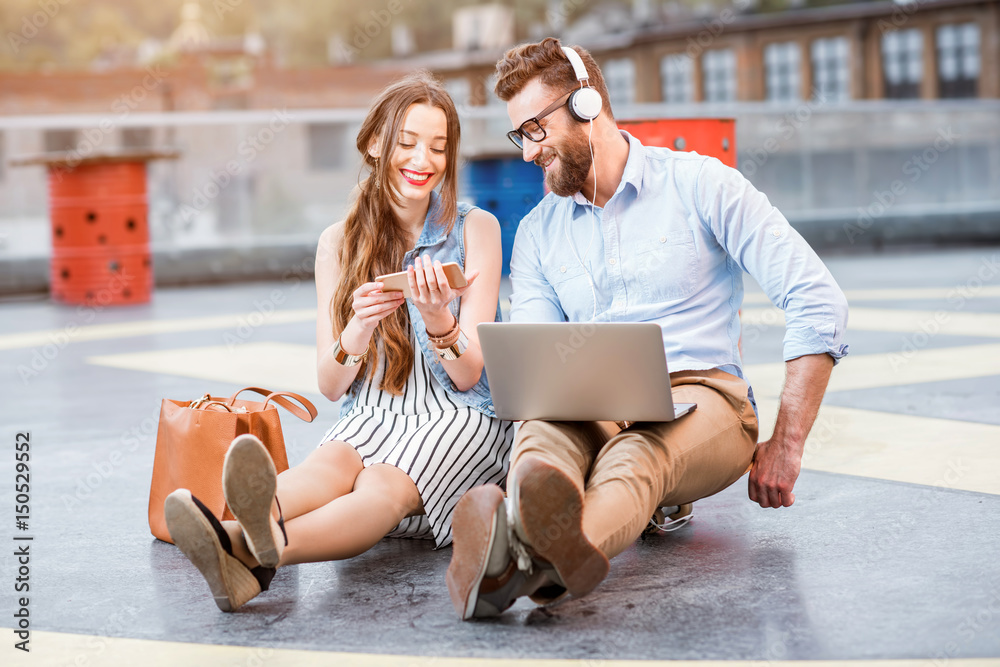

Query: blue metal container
<box><xmin>461</xmin><ymin>157</ymin><xmax>545</xmax><ymax>275</ymax></box>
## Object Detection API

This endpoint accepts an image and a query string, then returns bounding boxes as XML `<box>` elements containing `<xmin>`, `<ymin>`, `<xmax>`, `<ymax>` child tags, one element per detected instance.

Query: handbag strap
<box><xmin>200</xmin><ymin>401</ymin><xmax>236</xmax><ymax>412</ymax></box>
<box><xmin>226</xmin><ymin>386</ymin><xmax>318</xmax><ymax>423</ymax></box>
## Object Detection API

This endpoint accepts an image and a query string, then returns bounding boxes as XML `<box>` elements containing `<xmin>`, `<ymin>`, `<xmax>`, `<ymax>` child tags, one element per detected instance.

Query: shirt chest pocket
<box><xmin>545</xmin><ymin>261</ymin><xmax>592</xmax><ymax>316</ymax></box>
<box><xmin>631</xmin><ymin>230</ymin><xmax>699</xmax><ymax>302</ymax></box>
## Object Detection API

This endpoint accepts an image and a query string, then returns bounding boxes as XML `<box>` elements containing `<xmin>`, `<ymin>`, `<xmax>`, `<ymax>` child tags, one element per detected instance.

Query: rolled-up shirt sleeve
<box><xmin>696</xmin><ymin>157</ymin><xmax>849</xmax><ymax>363</ymax></box>
<box><xmin>509</xmin><ymin>217</ymin><xmax>565</xmax><ymax>323</ymax></box>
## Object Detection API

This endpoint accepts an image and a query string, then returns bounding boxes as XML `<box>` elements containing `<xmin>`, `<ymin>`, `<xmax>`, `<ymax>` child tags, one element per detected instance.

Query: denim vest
<box><xmin>339</xmin><ymin>193</ymin><xmax>501</xmax><ymax>419</ymax></box>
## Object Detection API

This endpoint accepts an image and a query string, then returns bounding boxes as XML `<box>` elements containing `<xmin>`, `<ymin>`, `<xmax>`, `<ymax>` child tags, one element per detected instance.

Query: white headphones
<box><xmin>561</xmin><ymin>46</ymin><xmax>602</xmax><ymax>123</ymax></box>
<box><xmin>559</xmin><ymin>45</ymin><xmax>602</xmax><ymax>320</ymax></box>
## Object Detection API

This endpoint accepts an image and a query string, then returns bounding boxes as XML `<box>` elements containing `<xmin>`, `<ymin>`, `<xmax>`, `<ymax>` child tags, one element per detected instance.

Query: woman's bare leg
<box><xmin>274</xmin><ymin>441</ymin><xmax>364</xmax><ymax>520</ymax></box>
<box><xmin>278</xmin><ymin>463</ymin><xmax>423</xmax><ymax>565</ymax></box>
<box><xmin>221</xmin><ymin>440</ymin><xmax>365</xmax><ymax>570</ymax></box>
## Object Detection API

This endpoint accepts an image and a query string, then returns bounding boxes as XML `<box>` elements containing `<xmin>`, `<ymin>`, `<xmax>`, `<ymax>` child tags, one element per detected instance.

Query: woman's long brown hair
<box><xmin>331</xmin><ymin>71</ymin><xmax>461</xmax><ymax>395</ymax></box>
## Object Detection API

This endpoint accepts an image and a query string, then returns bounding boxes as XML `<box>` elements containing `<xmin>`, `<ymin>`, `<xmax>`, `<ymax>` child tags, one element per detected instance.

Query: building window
<box><xmin>603</xmin><ymin>57</ymin><xmax>636</xmax><ymax>106</ymax></box>
<box><xmin>44</xmin><ymin>129</ymin><xmax>77</xmax><ymax>153</ymax></box>
<box><xmin>810</xmin><ymin>36</ymin><xmax>850</xmax><ymax>102</ymax></box>
<box><xmin>307</xmin><ymin>124</ymin><xmax>347</xmax><ymax>171</ymax></box>
<box><xmin>660</xmin><ymin>53</ymin><xmax>694</xmax><ymax>104</ymax></box>
<box><xmin>702</xmin><ymin>49</ymin><xmax>736</xmax><ymax>103</ymax></box>
<box><xmin>764</xmin><ymin>42</ymin><xmax>801</xmax><ymax>102</ymax></box>
<box><xmin>937</xmin><ymin>22</ymin><xmax>979</xmax><ymax>98</ymax></box>
<box><xmin>882</xmin><ymin>29</ymin><xmax>923</xmax><ymax>99</ymax></box>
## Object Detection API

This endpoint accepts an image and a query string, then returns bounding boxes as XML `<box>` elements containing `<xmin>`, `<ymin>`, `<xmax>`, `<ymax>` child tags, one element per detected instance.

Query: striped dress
<box><xmin>320</xmin><ymin>331</ymin><xmax>514</xmax><ymax>548</ymax></box>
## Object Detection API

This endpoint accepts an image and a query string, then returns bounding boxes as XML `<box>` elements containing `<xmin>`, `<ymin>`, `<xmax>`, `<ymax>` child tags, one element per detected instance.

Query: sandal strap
<box><xmin>274</xmin><ymin>496</ymin><xmax>288</xmax><ymax>547</ymax></box>
<box><xmin>191</xmin><ymin>493</ymin><xmax>276</xmax><ymax>591</ymax></box>
<box><xmin>250</xmin><ymin>565</ymin><xmax>277</xmax><ymax>591</ymax></box>
<box><xmin>191</xmin><ymin>494</ymin><xmax>234</xmax><ymax>556</ymax></box>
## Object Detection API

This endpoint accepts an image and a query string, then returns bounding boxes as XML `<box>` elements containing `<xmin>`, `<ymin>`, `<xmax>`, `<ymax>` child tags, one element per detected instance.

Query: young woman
<box><xmin>164</xmin><ymin>72</ymin><xmax>514</xmax><ymax>612</ymax></box>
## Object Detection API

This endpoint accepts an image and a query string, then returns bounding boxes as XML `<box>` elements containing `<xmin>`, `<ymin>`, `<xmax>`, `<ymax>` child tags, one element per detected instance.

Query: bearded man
<box><xmin>445</xmin><ymin>37</ymin><xmax>849</xmax><ymax>619</ymax></box>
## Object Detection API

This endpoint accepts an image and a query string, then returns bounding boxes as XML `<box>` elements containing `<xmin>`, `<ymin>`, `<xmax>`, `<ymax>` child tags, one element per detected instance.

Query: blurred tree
<box><xmin>0</xmin><ymin>0</ymin><xmax>875</xmax><ymax>71</ymax></box>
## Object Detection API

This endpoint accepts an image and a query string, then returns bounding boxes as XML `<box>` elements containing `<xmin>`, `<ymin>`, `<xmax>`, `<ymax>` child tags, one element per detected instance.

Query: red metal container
<box><xmin>619</xmin><ymin>118</ymin><xmax>736</xmax><ymax>168</ymax></box>
<box><xmin>12</xmin><ymin>149</ymin><xmax>178</xmax><ymax>306</ymax></box>
<box><xmin>48</xmin><ymin>161</ymin><xmax>151</xmax><ymax>305</ymax></box>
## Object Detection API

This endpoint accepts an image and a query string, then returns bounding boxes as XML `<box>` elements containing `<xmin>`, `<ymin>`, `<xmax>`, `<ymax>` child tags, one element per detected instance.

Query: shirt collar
<box><xmin>570</xmin><ymin>129</ymin><xmax>646</xmax><ymax>207</ymax></box>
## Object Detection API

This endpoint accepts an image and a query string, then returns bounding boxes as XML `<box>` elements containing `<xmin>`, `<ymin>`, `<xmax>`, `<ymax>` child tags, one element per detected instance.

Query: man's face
<box><xmin>506</xmin><ymin>77</ymin><xmax>593</xmax><ymax>198</ymax></box>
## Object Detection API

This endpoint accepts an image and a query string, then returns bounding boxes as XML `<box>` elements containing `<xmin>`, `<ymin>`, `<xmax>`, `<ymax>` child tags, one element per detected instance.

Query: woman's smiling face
<box><xmin>385</xmin><ymin>102</ymin><xmax>449</xmax><ymax>201</ymax></box>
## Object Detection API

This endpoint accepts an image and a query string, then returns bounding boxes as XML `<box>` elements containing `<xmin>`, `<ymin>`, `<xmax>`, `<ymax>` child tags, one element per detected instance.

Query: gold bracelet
<box><xmin>332</xmin><ymin>335</ymin><xmax>367</xmax><ymax>367</ymax></box>
<box><xmin>436</xmin><ymin>329</ymin><xmax>468</xmax><ymax>361</ymax></box>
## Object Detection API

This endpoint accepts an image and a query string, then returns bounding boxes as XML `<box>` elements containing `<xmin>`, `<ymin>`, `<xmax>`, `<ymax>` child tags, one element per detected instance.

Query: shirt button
<box><xmin>560</xmin><ymin>266</ymin><xmax>567</xmax><ymax>273</ymax></box>
<box><xmin>772</xmin><ymin>229</ymin><xmax>782</xmax><ymax>238</ymax></box>
<box><xmin>488</xmin><ymin>404</ymin><xmax>494</xmax><ymax>411</ymax></box>
<box><xmin>609</xmin><ymin>258</ymin><xmax>617</xmax><ymax>265</ymax></box>
<box><xmin>660</xmin><ymin>236</ymin><xmax>666</xmax><ymax>243</ymax></box>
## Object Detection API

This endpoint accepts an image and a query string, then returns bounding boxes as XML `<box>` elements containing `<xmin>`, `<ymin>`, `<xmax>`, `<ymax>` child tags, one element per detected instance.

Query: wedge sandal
<box><xmin>164</xmin><ymin>489</ymin><xmax>276</xmax><ymax>612</ymax></box>
<box><xmin>222</xmin><ymin>434</ymin><xmax>288</xmax><ymax>568</ymax></box>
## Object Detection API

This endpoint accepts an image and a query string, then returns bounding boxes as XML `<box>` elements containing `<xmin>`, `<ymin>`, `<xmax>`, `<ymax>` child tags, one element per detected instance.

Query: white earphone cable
<box><xmin>562</xmin><ymin>116</ymin><xmax>600</xmax><ymax>321</ymax></box>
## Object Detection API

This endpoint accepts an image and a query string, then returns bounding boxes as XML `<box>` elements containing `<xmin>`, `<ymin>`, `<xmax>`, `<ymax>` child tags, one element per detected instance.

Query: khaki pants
<box><xmin>509</xmin><ymin>369</ymin><xmax>759</xmax><ymax>559</ymax></box>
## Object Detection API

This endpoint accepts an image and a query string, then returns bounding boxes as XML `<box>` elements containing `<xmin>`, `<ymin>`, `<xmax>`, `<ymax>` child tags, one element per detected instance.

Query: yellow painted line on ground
<box><xmin>4</xmin><ymin>630</ymin><xmax>1000</xmax><ymax>667</ymax></box>
<box><xmin>742</xmin><ymin>285</ymin><xmax>1000</xmax><ymax>304</ymax></box>
<box><xmin>0</xmin><ymin>309</ymin><xmax>317</xmax><ymax>351</ymax></box>
<box><xmin>741</xmin><ymin>306</ymin><xmax>1000</xmax><ymax>338</ymax></box>
<box><xmin>745</xmin><ymin>343</ymin><xmax>1000</xmax><ymax>396</ymax></box>
<box><xmin>746</xmin><ymin>342</ymin><xmax>1000</xmax><ymax>495</ymax></box>
<box><xmin>87</xmin><ymin>342</ymin><xmax>1000</xmax><ymax>495</ymax></box>
<box><xmin>753</xmin><ymin>403</ymin><xmax>1000</xmax><ymax>496</ymax></box>
<box><xmin>87</xmin><ymin>342</ymin><xmax>320</xmax><ymax>396</ymax></box>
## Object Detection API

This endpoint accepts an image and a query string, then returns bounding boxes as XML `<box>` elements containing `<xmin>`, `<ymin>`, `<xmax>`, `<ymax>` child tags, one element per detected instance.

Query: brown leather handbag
<box><xmin>148</xmin><ymin>386</ymin><xmax>317</xmax><ymax>543</ymax></box>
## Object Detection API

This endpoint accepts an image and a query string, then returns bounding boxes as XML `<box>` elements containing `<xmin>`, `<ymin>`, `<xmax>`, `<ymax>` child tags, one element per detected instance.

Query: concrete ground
<box><xmin>1</xmin><ymin>246</ymin><xmax>999</xmax><ymax>666</ymax></box>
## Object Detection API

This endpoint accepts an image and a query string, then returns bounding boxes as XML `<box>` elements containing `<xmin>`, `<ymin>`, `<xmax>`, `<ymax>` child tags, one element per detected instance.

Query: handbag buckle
<box><xmin>189</xmin><ymin>394</ymin><xmax>212</xmax><ymax>409</ymax></box>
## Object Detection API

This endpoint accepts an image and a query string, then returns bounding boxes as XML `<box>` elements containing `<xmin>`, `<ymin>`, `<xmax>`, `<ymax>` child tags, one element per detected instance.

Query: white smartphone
<box><xmin>376</xmin><ymin>261</ymin><xmax>467</xmax><ymax>299</ymax></box>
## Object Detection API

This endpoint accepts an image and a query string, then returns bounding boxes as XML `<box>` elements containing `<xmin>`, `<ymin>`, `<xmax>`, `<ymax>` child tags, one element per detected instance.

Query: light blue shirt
<box><xmin>509</xmin><ymin>131</ymin><xmax>849</xmax><ymax>401</ymax></box>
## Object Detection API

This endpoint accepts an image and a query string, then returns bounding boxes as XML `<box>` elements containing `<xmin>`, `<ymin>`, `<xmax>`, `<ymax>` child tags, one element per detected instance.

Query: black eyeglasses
<box><xmin>506</xmin><ymin>90</ymin><xmax>574</xmax><ymax>150</ymax></box>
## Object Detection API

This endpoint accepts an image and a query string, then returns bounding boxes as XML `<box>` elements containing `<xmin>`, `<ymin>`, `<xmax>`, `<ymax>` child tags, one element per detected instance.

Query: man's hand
<box><xmin>749</xmin><ymin>437</ymin><xmax>803</xmax><ymax>508</ymax></box>
<box><xmin>749</xmin><ymin>353</ymin><xmax>834</xmax><ymax>509</ymax></box>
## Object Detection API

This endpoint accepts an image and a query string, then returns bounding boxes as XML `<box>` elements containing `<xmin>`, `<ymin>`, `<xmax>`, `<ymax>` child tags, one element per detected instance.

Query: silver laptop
<box><xmin>478</xmin><ymin>322</ymin><xmax>697</xmax><ymax>422</ymax></box>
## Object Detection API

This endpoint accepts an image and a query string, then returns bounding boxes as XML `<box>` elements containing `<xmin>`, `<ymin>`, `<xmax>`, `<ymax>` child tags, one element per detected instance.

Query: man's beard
<box><xmin>538</xmin><ymin>128</ymin><xmax>592</xmax><ymax>197</ymax></box>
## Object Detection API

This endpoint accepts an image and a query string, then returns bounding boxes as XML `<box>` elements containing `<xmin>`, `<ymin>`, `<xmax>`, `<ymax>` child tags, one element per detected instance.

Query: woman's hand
<box><xmin>406</xmin><ymin>255</ymin><xmax>479</xmax><ymax>334</ymax></box>
<box><xmin>351</xmin><ymin>281</ymin><xmax>406</xmax><ymax>335</ymax></box>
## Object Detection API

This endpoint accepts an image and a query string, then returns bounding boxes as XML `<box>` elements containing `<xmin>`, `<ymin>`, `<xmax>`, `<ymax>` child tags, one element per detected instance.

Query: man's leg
<box><xmin>583</xmin><ymin>369</ymin><xmax>759</xmax><ymax>559</ymax></box>
<box><xmin>507</xmin><ymin>420</ymin><xmax>611</xmax><ymax>595</ymax></box>
<box><xmin>508</xmin><ymin>420</ymin><xmax>607</xmax><ymax>493</ymax></box>
<box><xmin>446</xmin><ymin>420</ymin><xmax>608</xmax><ymax>618</ymax></box>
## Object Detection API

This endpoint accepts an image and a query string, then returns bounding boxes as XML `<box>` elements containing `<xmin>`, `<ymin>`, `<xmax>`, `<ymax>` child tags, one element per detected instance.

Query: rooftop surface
<box><xmin>1</xmin><ymin>246</ymin><xmax>999</xmax><ymax>666</ymax></box>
